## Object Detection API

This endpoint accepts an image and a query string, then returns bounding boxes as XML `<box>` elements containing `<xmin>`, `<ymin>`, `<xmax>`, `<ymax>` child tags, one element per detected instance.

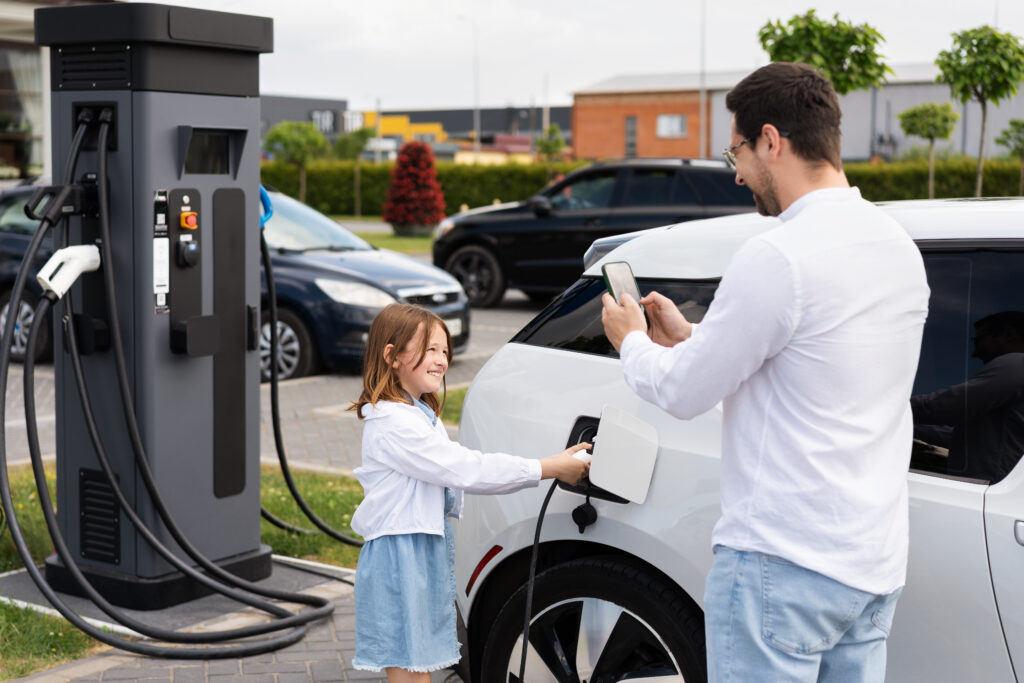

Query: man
<box><xmin>601</xmin><ymin>62</ymin><xmax>930</xmax><ymax>682</ymax></box>
<box><xmin>912</xmin><ymin>311</ymin><xmax>1024</xmax><ymax>483</ymax></box>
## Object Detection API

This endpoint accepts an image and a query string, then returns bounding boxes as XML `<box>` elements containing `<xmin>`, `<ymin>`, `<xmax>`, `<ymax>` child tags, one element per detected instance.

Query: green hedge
<box><xmin>261</xmin><ymin>160</ymin><xmax>585</xmax><ymax>217</ymax></box>
<box><xmin>845</xmin><ymin>159</ymin><xmax>1024</xmax><ymax>201</ymax></box>
<box><xmin>260</xmin><ymin>159</ymin><xmax>1024</xmax><ymax>218</ymax></box>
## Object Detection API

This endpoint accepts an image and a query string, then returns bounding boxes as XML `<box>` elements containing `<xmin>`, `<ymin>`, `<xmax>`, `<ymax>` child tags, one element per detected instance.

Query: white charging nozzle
<box><xmin>37</xmin><ymin>245</ymin><xmax>101</xmax><ymax>300</ymax></box>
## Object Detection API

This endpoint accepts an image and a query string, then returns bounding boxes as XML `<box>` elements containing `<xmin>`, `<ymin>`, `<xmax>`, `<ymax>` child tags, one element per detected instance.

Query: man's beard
<box><xmin>751</xmin><ymin>169</ymin><xmax>781</xmax><ymax>217</ymax></box>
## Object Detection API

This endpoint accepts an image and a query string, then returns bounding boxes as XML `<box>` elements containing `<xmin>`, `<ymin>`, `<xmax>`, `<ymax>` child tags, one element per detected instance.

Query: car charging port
<box><xmin>559</xmin><ymin>416</ymin><xmax>629</xmax><ymax>506</ymax></box>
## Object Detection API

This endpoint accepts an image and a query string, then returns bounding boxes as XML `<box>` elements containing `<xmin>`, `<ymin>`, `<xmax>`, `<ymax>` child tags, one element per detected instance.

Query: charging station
<box><xmin>35</xmin><ymin>3</ymin><xmax>274</xmax><ymax>609</ymax></box>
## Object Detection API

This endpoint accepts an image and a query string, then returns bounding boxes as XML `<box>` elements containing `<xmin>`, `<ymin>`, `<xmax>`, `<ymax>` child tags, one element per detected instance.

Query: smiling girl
<box><xmin>348</xmin><ymin>303</ymin><xmax>589</xmax><ymax>681</ymax></box>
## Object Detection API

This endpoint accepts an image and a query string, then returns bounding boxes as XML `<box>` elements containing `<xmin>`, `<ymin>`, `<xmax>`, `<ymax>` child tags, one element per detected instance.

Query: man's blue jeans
<box><xmin>704</xmin><ymin>546</ymin><xmax>902</xmax><ymax>682</ymax></box>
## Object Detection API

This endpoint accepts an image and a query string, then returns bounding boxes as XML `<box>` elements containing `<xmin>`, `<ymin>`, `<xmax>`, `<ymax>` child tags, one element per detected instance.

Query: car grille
<box><xmin>397</xmin><ymin>286</ymin><xmax>462</xmax><ymax>307</ymax></box>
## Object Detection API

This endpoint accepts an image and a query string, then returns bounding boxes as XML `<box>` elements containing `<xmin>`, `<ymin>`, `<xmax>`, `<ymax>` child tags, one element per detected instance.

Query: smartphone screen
<box><xmin>602</xmin><ymin>261</ymin><xmax>642</xmax><ymax>305</ymax></box>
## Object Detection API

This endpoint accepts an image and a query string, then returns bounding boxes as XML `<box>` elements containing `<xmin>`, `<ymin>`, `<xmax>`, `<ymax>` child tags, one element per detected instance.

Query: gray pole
<box><xmin>698</xmin><ymin>0</ymin><xmax>707</xmax><ymax>158</ymax></box>
<box><xmin>472</xmin><ymin>22</ymin><xmax>480</xmax><ymax>163</ymax></box>
<box><xmin>374</xmin><ymin>98</ymin><xmax>382</xmax><ymax>164</ymax></box>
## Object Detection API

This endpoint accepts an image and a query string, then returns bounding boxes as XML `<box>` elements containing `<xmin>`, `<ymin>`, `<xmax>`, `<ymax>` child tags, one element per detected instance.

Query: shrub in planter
<box><xmin>382</xmin><ymin>141</ymin><xmax>446</xmax><ymax>235</ymax></box>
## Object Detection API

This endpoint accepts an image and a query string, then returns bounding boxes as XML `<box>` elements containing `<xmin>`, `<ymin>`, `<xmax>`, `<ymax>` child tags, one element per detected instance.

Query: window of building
<box><xmin>0</xmin><ymin>45</ymin><xmax>42</xmax><ymax>179</ymax></box>
<box><xmin>625</xmin><ymin>116</ymin><xmax>637</xmax><ymax>158</ymax></box>
<box><xmin>657</xmin><ymin>114</ymin><xmax>688</xmax><ymax>139</ymax></box>
<box><xmin>310</xmin><ymin>110</ymin><xmax>336</xmax><ymax>135</ymax></box>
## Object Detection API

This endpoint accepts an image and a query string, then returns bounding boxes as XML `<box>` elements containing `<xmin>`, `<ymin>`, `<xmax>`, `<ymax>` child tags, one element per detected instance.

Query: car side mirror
<box><xmin>530</xmin><ymin>195</ymin><xmax>552</xmax><ymax>216</ymax></box>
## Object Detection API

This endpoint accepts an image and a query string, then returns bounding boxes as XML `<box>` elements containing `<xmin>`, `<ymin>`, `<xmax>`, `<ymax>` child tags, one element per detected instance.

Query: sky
<box><xmin>136</xmin><ymin>0</ymin><xmax>1024</xmax><ymax>112</ymax></box>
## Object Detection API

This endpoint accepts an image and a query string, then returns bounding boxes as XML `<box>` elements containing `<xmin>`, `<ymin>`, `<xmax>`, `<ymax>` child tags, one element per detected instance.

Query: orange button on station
<box><xmin>180</xmin><ymin>211</ymin><xmax>198</xmax><ymax>229</ymax></box>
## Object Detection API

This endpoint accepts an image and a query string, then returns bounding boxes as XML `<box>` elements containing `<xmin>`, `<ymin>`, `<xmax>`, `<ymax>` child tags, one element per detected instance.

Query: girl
<box><xmin>349</xmin><ymin>303</ymin><xmax>589</xmax><ymax>681</ymax></box>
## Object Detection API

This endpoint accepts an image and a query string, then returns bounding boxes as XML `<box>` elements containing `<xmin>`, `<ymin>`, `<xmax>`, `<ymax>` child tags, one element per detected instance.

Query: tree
<box><xmin>263</xmin><ymin>121</ymin><xmax>328</xmax><ymax>202</ymax></box>
<box><xmin>936</xmin><ymin>26</ymin><xmax>1024</xmax><ymax>197</ymax></box>
<box><xmin>758</xmin><ymin>10</ymin><xmax>892</xmax><ymax>95</ymax></box>
<box><xmin>996</xmin><ymin>119</ymin><xmax>1024</xmax><ymax>196</ymax></box>
<box><xmin>382</xmin><ymin>141</ymin><xmax>446</xmax><ymax>235</ymax></box>
<box><xmin>535</xmin><ymin>123</ymin><xmax>566</xmax><ymax>171</ymax></box>
<box><xmin>898</xmin><ymin>103</ymin><xmax>959</xmax><ymax>199</ymax></box>
<box><xmin>334</xmin><ymin>127</ymin><xmax>375</xmax><ymax>160</ymax></box>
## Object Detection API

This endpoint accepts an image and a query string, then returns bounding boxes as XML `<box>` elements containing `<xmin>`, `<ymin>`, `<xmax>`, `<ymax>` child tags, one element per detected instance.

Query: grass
<box><xmin>353</xmin><ymin>231</ymin><xmax>433</xmax><ymax>254</ymax></box>
<box><xmin>442</xmin><ymin>385</ymin><xmax>468</xmax><ymax>425</ymax></box>
<box><xmin>0</xmin><ymin>601</ymin><xmax>97</xmax><ymax>680</ymax></box>
<box><xmin>259</xmin><ymin>466</ymin><xmax>364</xmax><ymax>568</ymax></box>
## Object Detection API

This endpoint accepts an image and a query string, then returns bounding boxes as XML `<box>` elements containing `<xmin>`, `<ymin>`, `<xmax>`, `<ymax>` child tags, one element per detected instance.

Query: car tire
<box><xmin>0</xmin><ymin>288</ymin><xmax>50</xmax><ymax>363</ymax></box>
<box><xmin>480</xmin><ymin>557</ymin><xmax>706</xmax><ymax>682</ymax></box>
<box><xmin>445</xmin><ymin>245</ymin><xmax>505</xmax><ymax>308</ymax></box>
<box><xmin>260</xmin><ymin>308</ymin><xmax>316</xmax><ymax>381</ymax></box>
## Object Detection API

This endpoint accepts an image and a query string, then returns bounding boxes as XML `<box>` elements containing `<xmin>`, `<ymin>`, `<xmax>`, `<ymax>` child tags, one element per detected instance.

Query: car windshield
<box><xmin>263</xmin><ymin>193</ymin><xmax>372</xmax><ymax>252</ymax></box>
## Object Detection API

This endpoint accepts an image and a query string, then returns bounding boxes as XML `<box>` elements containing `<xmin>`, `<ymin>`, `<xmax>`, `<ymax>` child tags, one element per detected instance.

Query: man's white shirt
<box><xmin>620</xmin><ymin>187</ymin><xmax>930</xmax><ymax>594</ymax></box>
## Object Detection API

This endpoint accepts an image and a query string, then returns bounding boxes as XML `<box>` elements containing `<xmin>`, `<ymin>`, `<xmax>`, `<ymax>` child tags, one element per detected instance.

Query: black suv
<box><xmin>432</xmin><ymin>158</ymin><xmax>755</xmax><ymax>306</ymax></box>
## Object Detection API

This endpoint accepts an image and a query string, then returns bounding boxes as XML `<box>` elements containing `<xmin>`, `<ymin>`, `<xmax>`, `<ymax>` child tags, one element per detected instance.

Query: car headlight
<box><xmin>434</xmin><ymin>217</ymin><xmax>455</xmax><ymax>240</ymax></box>
<box><xmin>315</xmin><ymin>279</ymin><xmax>396</xmax><ymax>307</ymax></box>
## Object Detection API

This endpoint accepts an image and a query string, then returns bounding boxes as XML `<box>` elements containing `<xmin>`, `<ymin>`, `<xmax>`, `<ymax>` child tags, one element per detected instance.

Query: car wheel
<box><xmin>0</xmin><ymin>288</ymin><xmax>50</xmax><ymax>363</ymax></box>
<box><xmin>260</xmin><ymin>308</ymin><xmax>316</xmax><ymax>381</ymax></box>
<box><xmin>445</xmin><ymin>245</ymin><xmax>505</xmax><ymax>308</ymax></box>
<box><xmin>480</xmin><ymin>557</ymin><xmax>706</xmax><ymax>682</ymax></box>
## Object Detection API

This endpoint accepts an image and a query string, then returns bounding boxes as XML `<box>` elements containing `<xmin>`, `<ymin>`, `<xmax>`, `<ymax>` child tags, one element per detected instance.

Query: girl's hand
<box><xmin>540</xmin><ymin>442</ymin><xmax>591</xmax><ymax>485</ymax></box>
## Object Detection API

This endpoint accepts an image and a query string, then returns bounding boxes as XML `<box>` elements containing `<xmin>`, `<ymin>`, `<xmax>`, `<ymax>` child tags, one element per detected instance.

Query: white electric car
<box><xmin>452</xmin><ymin>198</ymin><xmax>1024</xmax><ymax>682</ymax></box>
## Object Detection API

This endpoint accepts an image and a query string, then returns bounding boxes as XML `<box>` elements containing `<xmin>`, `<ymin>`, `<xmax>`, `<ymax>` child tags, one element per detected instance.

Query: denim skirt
<box><xmin>352</xmin><ymin>494</ymin><xmax>459</xmax><ymax>672</ymax></box>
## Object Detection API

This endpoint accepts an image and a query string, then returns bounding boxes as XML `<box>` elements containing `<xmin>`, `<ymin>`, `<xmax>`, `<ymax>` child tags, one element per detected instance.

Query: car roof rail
<box><xmin>582</xmin><ymin>158</ymin><xmax>730</xmax><ymax>170</ymax></box>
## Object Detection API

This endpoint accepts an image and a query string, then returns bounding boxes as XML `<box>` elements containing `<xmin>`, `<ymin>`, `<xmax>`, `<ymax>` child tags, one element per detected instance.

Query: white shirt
<box><xmin>620</xmin><ymin>187</ymin><xmax>930</xmax><ymax>594</ymax></box>
<box><xmin>351</xmin><ymin>400</ymin><xmax>542</xmax><ymax>541</ymax></box>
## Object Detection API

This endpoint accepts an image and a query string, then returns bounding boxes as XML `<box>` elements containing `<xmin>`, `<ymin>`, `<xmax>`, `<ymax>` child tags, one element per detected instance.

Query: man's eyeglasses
<box><xmin>722</xmin><ymin>131</ymin><xmax>790</xmax><ymax>170</ymax></box>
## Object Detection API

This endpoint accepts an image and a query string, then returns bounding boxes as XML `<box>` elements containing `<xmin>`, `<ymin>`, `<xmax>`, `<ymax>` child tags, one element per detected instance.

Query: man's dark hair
<box><xmin>725</xmin><ymin>62</ymin><xmax>843</xmax><ymax>170</ymax></box>
<box><xmin>975</xmin><ymin>311</ymin><xmax>1024</xmax><ymax>338</ymax></box>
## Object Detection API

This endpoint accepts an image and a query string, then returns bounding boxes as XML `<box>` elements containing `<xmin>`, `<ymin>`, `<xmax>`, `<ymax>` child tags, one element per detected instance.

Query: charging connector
<box><xmin>37</xmin><ymin>245</ymin><xmax>101</xmax><ymax>300</ymax></box>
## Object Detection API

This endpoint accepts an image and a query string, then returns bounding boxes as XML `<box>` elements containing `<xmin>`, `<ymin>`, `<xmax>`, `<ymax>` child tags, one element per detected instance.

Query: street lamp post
<box><xmin>459</xmin><ymin>15</ymin><xmax>481</xmax><ymax>163</ymax></box>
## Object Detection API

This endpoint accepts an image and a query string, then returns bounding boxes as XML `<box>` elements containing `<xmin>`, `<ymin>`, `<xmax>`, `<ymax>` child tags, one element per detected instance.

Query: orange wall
<box><xmin>572</xmin><ymin>92</ymin><xmax>712</xmax><ymax>160</ymax></box>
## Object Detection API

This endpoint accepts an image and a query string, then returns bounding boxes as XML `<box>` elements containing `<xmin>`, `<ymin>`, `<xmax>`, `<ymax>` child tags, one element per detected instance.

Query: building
<box><xmin>575</xmin><ymin>65</ymin><xmax>1024</xmax><ymax>162</ymax></box>
<box><xmin>0</xmin><ymin>0</ymin><xmax>114</xmax><ymax>184</ymax></box>
<box><xmin>260</xmin><ymin>95</ymin><xmax>349</xmax><ymax>143</ymax></box>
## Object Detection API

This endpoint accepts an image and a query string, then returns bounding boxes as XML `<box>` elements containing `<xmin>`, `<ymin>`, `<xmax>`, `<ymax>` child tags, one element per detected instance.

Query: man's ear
<box><xmin>761</xmin><ymin>124</ymin><xmax>785</xmax><ymax>157</ymax></box>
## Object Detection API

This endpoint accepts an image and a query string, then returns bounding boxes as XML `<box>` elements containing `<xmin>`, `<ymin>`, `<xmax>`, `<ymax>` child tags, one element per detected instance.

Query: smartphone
<box><xmin>602</xmin><ymin>261</ymin><xmax>642</xmax><ymax>305</ymax></box>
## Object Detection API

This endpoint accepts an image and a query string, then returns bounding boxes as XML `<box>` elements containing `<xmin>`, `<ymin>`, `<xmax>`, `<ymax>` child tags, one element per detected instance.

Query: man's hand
<box><xmin>640</xmin><ymin>291</ymin><xmax>693</xmax><ymax>347</ymax></box>
<box><xmin>601</xmin><ymin>292</ymin><xmax>647</xmax><ymax>352</ymax></box>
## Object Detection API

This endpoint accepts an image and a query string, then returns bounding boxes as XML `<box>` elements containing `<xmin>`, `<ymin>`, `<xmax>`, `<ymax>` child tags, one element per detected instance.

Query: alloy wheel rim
<box><xmin>506</xmin><ymin>596</ymin><xmax>685</xmax><ymax>682</ymax></box>
<box><xmin>0</xmin><ymin>299</ymin><xmax>35</xmax><ymax>356</ymax></box>
<box><xmin>451</xmin><ymin>253</ymin><xmax>493</xmax><ymax>300</ymax></box>
<box><xmin>259</xmin><ymin>320</ymin><xmax>301</xmax><ymax>379</ymax></box>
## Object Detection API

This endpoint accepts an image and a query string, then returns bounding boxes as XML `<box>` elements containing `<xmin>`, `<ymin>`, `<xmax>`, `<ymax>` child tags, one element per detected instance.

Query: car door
<box><xmin>0</xmin><ymin>191</ymin><xmax>46</xmax><ymax>285</ymax></box>
<box><xmin>887</xmin><ymin>247</ymin><xmax>1021</xmax><ymax>681</ymax></box>
<box><xmin>506</xmin><ymin>169</ymin><xmax>619</xmax><ymax>291</ymax></box>
<box><xmin>600</xmin><ymin>167</ymin><xmax>705</xmax><ymax>239</ymax></box>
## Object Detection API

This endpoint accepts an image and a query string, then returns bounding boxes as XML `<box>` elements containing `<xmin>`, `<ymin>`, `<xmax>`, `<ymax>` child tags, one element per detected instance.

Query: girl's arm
<box><xmin>371</xmin><ymin>419</ymin><xmax>588</xmax><ymax>493</ymax></box>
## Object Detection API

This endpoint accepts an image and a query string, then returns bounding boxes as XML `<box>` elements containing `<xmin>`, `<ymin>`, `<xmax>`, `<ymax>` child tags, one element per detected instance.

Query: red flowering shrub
<box><xmin>382</xmin><ymin>141</ymin><xmax>446</xmax><ymax>234</ymax></box>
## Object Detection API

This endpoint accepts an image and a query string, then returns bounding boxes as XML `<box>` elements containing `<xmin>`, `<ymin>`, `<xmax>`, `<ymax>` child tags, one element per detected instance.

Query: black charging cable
<box><xmin>257</xmin><ymin>226</ymin><xmax>363</xmax><ymax>546</ymax></box>
<box><xmin>517</xmin><ymin>480</ymin><xmax>559</xmax><ymax>683</ymax></box>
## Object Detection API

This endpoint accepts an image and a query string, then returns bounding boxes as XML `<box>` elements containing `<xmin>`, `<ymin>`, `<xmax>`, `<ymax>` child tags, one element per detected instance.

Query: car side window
<box><xmin>550</xmin><ymin>172</ymin><xmax>617</xmax><ymax>211</ymax></box>
<box><xmin>513</xmin><ymin>277</ymin><xmax>718</xmax><ymax>358</ymax></box>
<box><xmin>687</xmin><ymin>171</ymin><xmax>754</xmax><ymax>206</ymax></box>
<box><xmin>910</xmin><ymin>250</ymin><xmax>1024</xmax><ymax>484</ymax></box>
<box><xmin>621</xmin><ymin>170</ymin><xmax>675</xmax><ymax>207</ymax></box>
<box><xmin>0</xmin><ymin>196</ymin><xmax>38</xmax><ymax>235</ymax></box>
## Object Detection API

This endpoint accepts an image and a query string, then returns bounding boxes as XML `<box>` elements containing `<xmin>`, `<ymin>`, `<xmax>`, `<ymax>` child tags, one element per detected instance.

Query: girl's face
<box><xmin>392</xmin><ymin>323</ymin><xmax>449</xmax><ymax>398</ymax></box>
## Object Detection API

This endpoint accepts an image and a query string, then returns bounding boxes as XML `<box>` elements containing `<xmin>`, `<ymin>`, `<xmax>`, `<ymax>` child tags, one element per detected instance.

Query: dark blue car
<box><xmin>0</xmin><ymin>186</ymin><xmax>470</xmax><ymax>379</ymax></box>
<box><xmin>261</xmin><ymin>192</ymin><xmax>469</xmax><ymax>379</ymax></box>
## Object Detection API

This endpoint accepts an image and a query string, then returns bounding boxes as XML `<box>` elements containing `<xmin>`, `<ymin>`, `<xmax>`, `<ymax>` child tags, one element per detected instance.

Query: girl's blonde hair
<box><xmin>350</xmin><ymin>303</ymin><xmax>453</xmax><ymax>419</ymax></box>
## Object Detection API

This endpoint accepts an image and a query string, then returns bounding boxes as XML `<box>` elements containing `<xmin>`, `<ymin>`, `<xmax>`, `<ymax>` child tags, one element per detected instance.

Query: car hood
<box><xmin>272</xmin><ymin>248</ymin><xmax>462</xmax><ymax>293</ymax></box>
<box><xmin>451</xmin><ymin>200</ymin><xmax>527</xmax><ymax>221</ymax></box>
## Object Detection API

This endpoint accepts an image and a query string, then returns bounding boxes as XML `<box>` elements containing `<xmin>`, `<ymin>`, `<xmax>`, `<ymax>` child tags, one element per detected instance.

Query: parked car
<box><xmin>0</xmin><ymin>185</ymin><xmax>55</xmax><ymax>362</ymax></box>
<box><xmin>453</xmin><ymin>198</ymin><xmax>1024</xmax><ymax>682</ymax></box>
<box><xmin>432</xmin><ymin>158</ymin><xmax>754</xmax><ymax>307</ymax></box>
<box><xmin>0</xmin><ymin>186</ymin><xmax>471</xmax><ymax>380</ymax></box>
<box><xmin>260</xmin><ymin>191</ymin><xmax>469</xmax><ymax>380</ymax></box>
